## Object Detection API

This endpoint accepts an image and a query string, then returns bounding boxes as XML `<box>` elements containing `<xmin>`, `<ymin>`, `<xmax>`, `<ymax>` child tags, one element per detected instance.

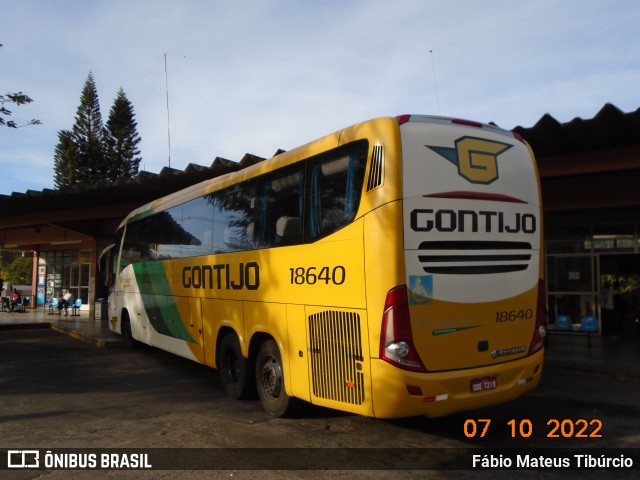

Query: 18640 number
<box><xmin>289</xmin><ymin>266</ymin><xmax>346</xmax><ymax>285</ymax></box>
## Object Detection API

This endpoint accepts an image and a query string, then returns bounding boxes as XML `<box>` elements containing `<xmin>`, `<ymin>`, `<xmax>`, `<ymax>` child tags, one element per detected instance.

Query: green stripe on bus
<box><xmin>133</xmin><ymin>262</ymin><xmax>196</xmax><ymax>343</ymax></box>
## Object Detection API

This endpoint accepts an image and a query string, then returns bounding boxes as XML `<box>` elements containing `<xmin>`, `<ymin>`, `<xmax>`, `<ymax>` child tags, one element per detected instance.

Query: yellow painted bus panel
<box><xmin>411</xmin><ymin>285</ymin><xmax>539</xmax><ymax>372</ymax></box>
<box><xmin>363</xmin><ymin>201</ymin><xmax>406</xmax><ymax>358</ymax></box>
<box><xmin>286</xmin><ymin>303</ymin><xmax>311</xmax><ymax>401</ymax></box>
<box><xmin>370</xmin><ymin>349</ymin><xmax>543</xmax><ymax>418</ymax></box>
<box><xmin>264</xmin><ymin>229</ymin><xmax>366</xmax><ymax>309</ymax></box>
<box><xmin>202</xmin><ymin>298</ymin><xmax>245</xmax><ymax>368</ymax></box>
<box><xmin>305</xmin><ymin>305</ymin><xmax>373</xmax><ymax>417</ymax></box>
<box><xmin>243</xmin><ymin>301</ymin><xmax>290</xmax><ymax>392</ymax></box>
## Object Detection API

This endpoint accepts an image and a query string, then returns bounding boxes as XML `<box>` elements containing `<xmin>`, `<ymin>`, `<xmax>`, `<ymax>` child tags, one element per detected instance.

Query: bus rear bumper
<box><xmin>370</xmin><ymin>349</ymin><xmax>544</xmax><ymax>418</ymax></box>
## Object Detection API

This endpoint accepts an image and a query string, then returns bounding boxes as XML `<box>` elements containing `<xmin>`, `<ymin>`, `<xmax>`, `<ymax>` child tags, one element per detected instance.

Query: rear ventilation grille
<box><xmin>417</xmin><ymin>240</ymin><xmax>533</xmax><ymax>275</ymax></box>
<box><xmin>366</xmin><ymin>144</ymin><xmax>384</xmax><ymax>191</ymax></box>
<box><xmin>309</xmin><ymin>310</ymin><xmax>365</xmax><ymax>405</ymax></box>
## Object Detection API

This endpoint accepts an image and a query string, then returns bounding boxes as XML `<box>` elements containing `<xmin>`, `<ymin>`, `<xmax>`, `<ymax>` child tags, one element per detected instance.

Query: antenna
<box><xmin>164</xmin><ymin>53</ymin><xmax>171</xmax><ymax>168</ymax></box>
<box><xmin>429</xmin><ymin>50</ymin><xmax>442</xmax><ymax>115</ymax></box>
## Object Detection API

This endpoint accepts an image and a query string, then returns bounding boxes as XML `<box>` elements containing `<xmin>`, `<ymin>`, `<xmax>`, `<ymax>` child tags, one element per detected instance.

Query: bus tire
<box><xmin>256</xmin><ymin>339</ymin><xmax>296</xmax><ymax>417</ymax></box>
<box><xmin>121</xmin><ymin>312</ymin><xmax>138</xmax><ymax>349</ymax></box>
<box><xmin>219</xmin><ymin>333</ymin><xmax>255</xmax><ymax>400</ymax></box>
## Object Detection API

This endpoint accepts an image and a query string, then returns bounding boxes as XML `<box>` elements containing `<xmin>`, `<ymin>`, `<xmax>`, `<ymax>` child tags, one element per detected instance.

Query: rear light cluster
<box><xmin>380</xmin><ymin>286</ymin><xmax>426</xmax><ymax>372</ymax></box>
<box><xmin>528</xmin><ymin>279</ymin><xmax>547</xmax><ymax>355</ymax></box>
<box><xmin>451</xmin><ymin>118</ymin><xmax>483</xmax><ymax>128</ymax></box>
<box><xmin>396</xmin><ymin>115</ymin><xmax>485</xmax><ymax>128</ymax></box>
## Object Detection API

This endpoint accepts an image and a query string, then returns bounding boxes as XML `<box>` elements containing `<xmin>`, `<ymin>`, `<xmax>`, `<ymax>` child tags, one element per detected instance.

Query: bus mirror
<box><xmin>98</xmin><ymin>244</ymin><xmax>116</xmax><ymax>273</ymax></box>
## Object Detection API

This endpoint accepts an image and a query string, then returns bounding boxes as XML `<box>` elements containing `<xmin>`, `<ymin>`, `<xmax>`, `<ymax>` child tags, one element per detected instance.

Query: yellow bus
<box><xmin>106</xmin><ymin>115</ymin><xmax>546</xmax><ymax>418</ymax></box>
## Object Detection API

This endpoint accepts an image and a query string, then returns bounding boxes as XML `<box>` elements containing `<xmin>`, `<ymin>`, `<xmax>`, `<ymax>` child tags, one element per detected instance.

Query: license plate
<box><xmin>471</xmin><ymin>376</ymin><xmax>497</xmax><ymax>393</ymax></box>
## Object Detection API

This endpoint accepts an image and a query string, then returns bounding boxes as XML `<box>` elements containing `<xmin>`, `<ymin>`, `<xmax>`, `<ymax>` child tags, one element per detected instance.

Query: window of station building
<box><xmin>546</xmin><ymin>255</ymin><xmax>595</xmax><ymax>293</ymax></box>
<box><xmin>585</xmin><ymin>235</ymin><xmax>636</xmax><ymax>252</ymax></box>
<box><xmin>42</xmin><ymin>250</ymin><xmax>89</xmax><ymax>306</ymax></box>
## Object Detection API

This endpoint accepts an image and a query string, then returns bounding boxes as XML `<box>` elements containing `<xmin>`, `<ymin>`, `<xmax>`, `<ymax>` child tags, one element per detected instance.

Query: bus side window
<box><xmin>256</xmin><ymin>166</ymin><xmax>304</xmax><ymax>247</ymax></box>
<box><xmin>121</xmin><ymin>218</ymin><xmax>155</xmax><ymax>266</ymax></box>
<box><xmin>212</xmin><ymin>180</ymin><xmax>257</xmax><ymax>252</ymax></box>
<box><xmin>308</xmin><ymin>148</ymin><xmax>366</xmax><ymax>241</ymax></box>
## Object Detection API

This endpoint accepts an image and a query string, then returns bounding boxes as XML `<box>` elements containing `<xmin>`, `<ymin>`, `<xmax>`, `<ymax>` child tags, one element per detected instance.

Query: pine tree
<box><xmin>53</xmin><ymin>72</ymin><xmax>144</xmax><ymax>189</ymax></box>
<box><xmin>104</xmin><ymin>88</ymin><xmax>142</xmax><ymax>181</ymax></box>
<box><xmin>70</xmin><ymin>72</ymin><xmax>106</xmax><ymax>183</ymax></box>
<box><xmin>53</xmin><ymin>130</ymin><xmax>77</xmax><ymax>188</ymax></box>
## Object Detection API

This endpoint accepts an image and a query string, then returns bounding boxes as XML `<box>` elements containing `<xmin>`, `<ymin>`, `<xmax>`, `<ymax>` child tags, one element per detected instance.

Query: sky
<box><xmin>1</xmin><ymin>0</ymin><xmax>639</xmax><ymax>196</ymax></box>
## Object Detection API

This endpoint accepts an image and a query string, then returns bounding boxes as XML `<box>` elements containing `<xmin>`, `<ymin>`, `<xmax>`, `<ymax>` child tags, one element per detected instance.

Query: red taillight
<box><xmin>424</xmin><ymin>191</ymin><xmax>527</xmax><ymax>204</ymax></box>
<box><xmin>512</xmin><ymin>131</ymin><xmax>526</xmax><ymax>143</ymax></box>
<box><xmin>452</xmin><ymin>118</ymin><xmax>483</xmax><ymax>128</ymax></box>
<box><xmin>380</xmin><ymin>285</ymin><xmax>426</xmax><ymax>372</ymax></box>
<box><xmin>396</xmin><ymin>114</ymin><xmax>411</xmax><ymax>125</ymax></box>
<box><xmin>528</xmin><ymin>279</ymin><xmax>547</xmax><ymax>355</ymax></box>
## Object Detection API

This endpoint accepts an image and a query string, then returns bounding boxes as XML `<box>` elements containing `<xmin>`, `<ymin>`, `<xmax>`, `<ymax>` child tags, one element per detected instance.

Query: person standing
<box><xmin>2</xmin><ymin>280</ymin><xmax>13</xmax><ymax>310</ymax></box>
<box><xmin>600</xmin><ymin>280</ymin><xmax>619</xmax><ymax>336</ymax></box>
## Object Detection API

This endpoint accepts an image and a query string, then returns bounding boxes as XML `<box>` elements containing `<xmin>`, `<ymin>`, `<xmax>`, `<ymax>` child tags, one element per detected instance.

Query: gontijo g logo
<box><xmin>427</xmin><ymin>137</ymin><xmax>513</xmax><ymax>185</ymax></box>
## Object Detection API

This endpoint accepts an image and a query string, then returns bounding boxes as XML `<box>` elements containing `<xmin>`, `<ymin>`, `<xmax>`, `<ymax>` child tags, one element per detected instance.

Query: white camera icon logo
<box><xmin>7</xmin><ymin>450</ymin><xmax>40</xmax><ymax>468</ymax></box>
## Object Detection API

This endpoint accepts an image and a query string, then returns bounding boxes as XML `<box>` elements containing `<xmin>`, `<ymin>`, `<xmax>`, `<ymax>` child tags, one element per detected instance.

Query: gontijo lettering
<box><xmin>182</xmin><ymin>262</ymin><xmax>260</xmax><ymax>290</ymax></box>
<box><xmin>410</xmin><ymin>208</ymin><xmax>537</xmax><ymax>234</ymax></box>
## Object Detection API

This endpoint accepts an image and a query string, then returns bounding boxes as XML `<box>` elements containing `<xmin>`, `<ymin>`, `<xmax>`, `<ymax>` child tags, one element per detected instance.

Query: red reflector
<box><xmin>424</xmin><ymin>191</ymin><xmax>527</xmax><ymax>204</ymax></box>
<box><xmin>513</xmin><ymin>131</ymin><xmax>526</xmax><ymax>143</ymax></box>
<box><xmin>406</xmin><ymin>385</ymin><xmax>423</xmax><ymax>396</ymax></box>
<box><xmin>396</xmin><ymin>114</ymin><xmax>411</xmax><ymax>125</ymax></box>
<box><xmin>452</xmin><ymin>118</ymin><xmax>483</xmax><ymax>128</ymax></box>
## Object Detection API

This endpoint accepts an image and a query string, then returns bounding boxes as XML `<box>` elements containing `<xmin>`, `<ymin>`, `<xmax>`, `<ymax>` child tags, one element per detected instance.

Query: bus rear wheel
<box><xmin>219</xmin><ymin>333</ymin><xmax>255</xmax><ymax>400</ymax></box>
<box><xmin>256</xmin><ymin>339</ymin><xmax>296</xmax><ymax>417</ymax></box>
<box><xmin>121</xmin><ymin>312</ymin><xmax>138</xmax><ymax>349</ymax></box>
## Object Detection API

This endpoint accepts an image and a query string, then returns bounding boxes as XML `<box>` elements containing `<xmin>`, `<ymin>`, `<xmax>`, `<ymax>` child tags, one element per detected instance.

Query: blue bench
<box><xmin>554</xmin><ymin>315</ymin><xmax>572</xmax><ymax>331</ymax></box>
<box><xmin>70</xmin><ymin>298</ymin><xmax>82</xmax><ymax>316</ymax></box>
<box><xmin>580</xmin><ymin>315</ymin><xmax>599</xmax><ymax>347</ymax></box>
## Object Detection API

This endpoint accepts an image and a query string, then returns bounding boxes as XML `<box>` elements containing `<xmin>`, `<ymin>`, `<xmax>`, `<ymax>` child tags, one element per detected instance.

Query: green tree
<box><xmin>69</xmin><ymin>72</ymin><xmax>106</xmax><ymax>185</ymax></box>
<box><xmin>0</xmin><ymin>92</ymin><xmax>41</xmax><ymax>128</ymax></box>
<box><xmin>53</xmin><ymin>130</ymin><xmax>77</xmax><ymax>188</ymax></box>
<box><xmin>3</xmin><ymin>256</ymin><xmax>33</xmax><ymax>285</ymax></box>
<box><xmin>53</xmin><ymin>73</ymin><xmax>104</xmax><ymax>187</ymax></box>
<box><xmin>104</xmin><ymin>88</ymin><xmax>142</xmax><ymax>181</ymax></box>
<box><xmin>54</xmin><ymin>73</ymin><xmax>143</xmax><ymax>188</ymax></box>
<box><xmin>1</xmin><ymin>44</ymin><xmax>41</xmax><ymax>128</ymax></box>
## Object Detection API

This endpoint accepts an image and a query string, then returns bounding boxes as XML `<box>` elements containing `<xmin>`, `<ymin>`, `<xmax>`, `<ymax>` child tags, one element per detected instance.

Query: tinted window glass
<box><xmin>211</xmin><ymin>180</ymin><xmax>256</xmax><ymax>252</ymax></box>
<box><xmin>256</xmin><ymin>165</ymin><xmax>304</xmax><ymax>247</ymax></box>
<box><xmin>120</xmin><ymin>140</ymin><xmax>368</xmax><ymax>263</ymax></box>
<box><xmin>307</xmin><ymin>146</ymin><xmax>367</xmax><ymax>241</ymax></box>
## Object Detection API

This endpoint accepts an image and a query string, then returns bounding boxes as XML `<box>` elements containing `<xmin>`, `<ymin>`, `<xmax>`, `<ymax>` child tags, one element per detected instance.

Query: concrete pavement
<box><xmin>0</xmin><ymin>306</ymin><xmax>125</xmax><ymax>348</ymax></box>
<box><xmin>1</xmin><ymin>305</ymin><xmax>638</xmax><ymax>383</ymax></box>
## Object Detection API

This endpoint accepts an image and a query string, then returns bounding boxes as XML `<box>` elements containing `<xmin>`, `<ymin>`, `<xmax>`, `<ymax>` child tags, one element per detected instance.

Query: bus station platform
<box><xmin>0</xmin><ymin>306</ymin><xmax>638</xmax><ymax>383</ymax></box>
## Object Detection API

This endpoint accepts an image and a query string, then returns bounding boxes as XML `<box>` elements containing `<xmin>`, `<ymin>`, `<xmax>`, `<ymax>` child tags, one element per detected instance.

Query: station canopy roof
<box><xmin>1</xmin><ymin>104</ymin><xmax>639</xmax><ymax>250</ymax></box>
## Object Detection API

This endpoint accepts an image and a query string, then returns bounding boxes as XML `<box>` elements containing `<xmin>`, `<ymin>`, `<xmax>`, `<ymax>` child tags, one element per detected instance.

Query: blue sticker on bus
<box><xmin>408</xmin><ymin>275</ymin><xmax>433</xmax><ymax>305</ymax></box>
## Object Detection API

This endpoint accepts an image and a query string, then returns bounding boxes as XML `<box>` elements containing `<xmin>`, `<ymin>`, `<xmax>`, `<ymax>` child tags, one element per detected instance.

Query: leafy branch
<box><xmin>0</xmin><ymin>92</ymin><xmax>42</xmax><ymax>128</ymax></box>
